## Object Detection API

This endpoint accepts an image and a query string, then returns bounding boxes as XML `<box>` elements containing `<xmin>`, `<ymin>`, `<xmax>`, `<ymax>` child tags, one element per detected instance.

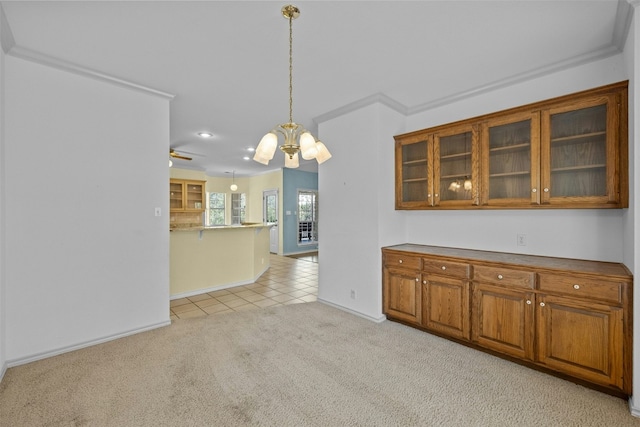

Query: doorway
<box><xmin>263</xmin><ymin>189</ymin><xmax>278</xmax><ymax>253</ymax></box>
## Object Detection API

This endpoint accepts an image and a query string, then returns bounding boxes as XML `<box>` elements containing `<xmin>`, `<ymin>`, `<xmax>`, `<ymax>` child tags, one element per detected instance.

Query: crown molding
<box><xmin>7</xmin><ymin>46</ymin><xmax>174</xmax><ymax>100</ymax></box>
<box><xmin>314</xmin><ymin>93</ymin><xmax>408</xmax><ymax>126</ymax></box>
<box><xmin>409</xmin><ymin>43</ymin><xmax>621</xmax><ymax>115</ymax></box>
<box><xmin>316</xmin><ymin>0</ymin><xmax>633</xmax><ymax>123</ymax></box>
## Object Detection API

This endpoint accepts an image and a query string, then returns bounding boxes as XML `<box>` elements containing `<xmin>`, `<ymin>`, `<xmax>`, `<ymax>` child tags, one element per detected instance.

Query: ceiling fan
<box><xmin>169</xmin><ymin>149</ymin><xmax>192</xmax><ymax>161</ymax></box>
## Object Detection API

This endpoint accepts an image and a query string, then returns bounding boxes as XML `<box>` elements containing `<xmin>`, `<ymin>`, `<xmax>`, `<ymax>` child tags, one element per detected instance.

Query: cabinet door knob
<box><xmin>398</xmin><ymin>259</ymin><xmax>403</xmax><ymax>264</ymax></box>
<box><xmin>540</xmin><ymin>302</ymin><xmax>545</xmax><ymax>307</ymax></box>
<box><xmin>423</xmin><ymin>280</ymin><xmax>427</xmax><ymax>284</ymax></box>
<box><xmin>435</xmin><ymin>193</ymin><xmax>439</xmax><ymax>197</ymax></box>
<box><xmin>427</xmin><ymin>194</ymin><xmax>432</xmax><ymax>198</ymax></box>
<box><xmin>497</xmin><ymin>274</ymin><xmax>503</xmax><ymax>280</ymax></box>
<box><xmin>532</xmin><ymin>188</ymin><xmax>537</xmax><ymax>193</ymax></box>
<box><xmin>415</xmin><ymin>278</ymin><xmax>419</xmax><ymax>282</ymax></box>
<box><xmin>441</xmin><ymin>266</ymin><xmax>446</xmax><ymax>270</ymax></box>
<box><xmin>526</xmin><ymin>300</ymin><xmax>532</xmax><ymax>305</ymax></box>
<box><xmin>544</xmin><ymin>188</ymin><xmax>549</xmax><ymax>193</ymax></box>
<box><xmin>573</xmin><ymin>284</ymin><xmax>580</xmax><ymax>290</ymax></box>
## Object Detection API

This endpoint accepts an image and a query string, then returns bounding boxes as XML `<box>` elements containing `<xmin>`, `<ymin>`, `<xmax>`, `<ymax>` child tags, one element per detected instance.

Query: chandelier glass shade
<box><xmin>253</xmin><ymin>5</ymin><xmax>331</xmax><ymax>168</ymax></box>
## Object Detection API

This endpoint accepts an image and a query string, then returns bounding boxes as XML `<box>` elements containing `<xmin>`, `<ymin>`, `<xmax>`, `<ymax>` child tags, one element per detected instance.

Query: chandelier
<box><xmin>253</xmin><ymin>4</ymin><xmax>331</xmax><ymax>168</ymax></box>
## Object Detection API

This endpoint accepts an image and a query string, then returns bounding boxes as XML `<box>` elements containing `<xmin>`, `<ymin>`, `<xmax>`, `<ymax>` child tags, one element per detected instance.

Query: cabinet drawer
<box><xmin>473</xmin><ymin>265</ymin><xmax>534</xmax><ymax>288</ymax></box>
<box><xmin>538</xmin><ymin>273</ymin><xmax>623</xmax><ymax>304</ymax></box>
<box><xmin>423</xmin><ymin>258</ymin><xmax>470</xmax><ymax>278</ymax></box>
<box><xmin>384</xmin><ymin>253</ymin><xmax>421</xmax><ymax>270</ymax></box>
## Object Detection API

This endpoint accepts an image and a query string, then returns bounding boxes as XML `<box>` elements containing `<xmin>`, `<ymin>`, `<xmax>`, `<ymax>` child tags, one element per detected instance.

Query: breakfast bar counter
<box><xmin>170</xmin><ymin>224</ymin><xmax>272</xmax><ymax>298</ymax></box>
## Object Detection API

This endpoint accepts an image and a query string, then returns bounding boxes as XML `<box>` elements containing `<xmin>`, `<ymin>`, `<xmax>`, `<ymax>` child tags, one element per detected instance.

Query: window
<box><xmin>208</xmin><ymin>192</ymin><xmax>225</xmax><ymax>226</ymax></box>
<box><xmin>231</xmin><ymin>193</ymin><xmax>246</xmax><ymax>225</ymax></box>
<box><xmin>298</xmin><ymin>190</ymin><xmax>318</xmax><ymax>245</ymax></box>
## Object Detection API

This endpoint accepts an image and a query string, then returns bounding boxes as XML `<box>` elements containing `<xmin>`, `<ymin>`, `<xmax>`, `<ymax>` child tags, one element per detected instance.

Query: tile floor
<box><xmin>169</xmin><ymin>253</ymin><xmax>318</xmax><ymax>320</ymax></box>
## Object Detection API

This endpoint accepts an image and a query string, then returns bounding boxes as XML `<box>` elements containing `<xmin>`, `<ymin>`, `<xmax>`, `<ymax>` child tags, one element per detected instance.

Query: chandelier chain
<box><xmin>288</xmin><ymin>12</ymin><xmax>293</xmax><ymax>124</ymax></box>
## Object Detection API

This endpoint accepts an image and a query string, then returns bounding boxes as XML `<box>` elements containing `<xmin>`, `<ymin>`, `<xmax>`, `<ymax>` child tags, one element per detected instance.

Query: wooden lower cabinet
<box><xmin>383</xmin><ymin>267</ymin><xmax>421</xmax><ymax>325</ymax></box>
<box><xmin>537</xmin><ymin>294</ymin><xmax>624</xmax><ymax>391</ymax></box>
<box><xmin>423</xmin><ymin>275</ymin><xmax>470</xmax><ymax>340</ymax></box>
<box><xmin>382</xmin><ymin>244</ymin><xmax>632</xmax><ymax>397</ymax></box>
<box><xmin>471</xmin><ymin>284</ymin><xmax>534</xmax><ymax>360</ymax></box>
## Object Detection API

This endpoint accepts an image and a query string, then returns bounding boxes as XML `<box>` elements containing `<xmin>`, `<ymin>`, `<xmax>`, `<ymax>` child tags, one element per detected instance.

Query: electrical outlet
<box><xmin>517</xmin><ymin>233</ymin><xmax>527</xmax><ymax>246</ymax></box>
<box><xmin>350</xmin><ymin>289</ymin><xmax>356</xmax><ymax>299</ymax></box>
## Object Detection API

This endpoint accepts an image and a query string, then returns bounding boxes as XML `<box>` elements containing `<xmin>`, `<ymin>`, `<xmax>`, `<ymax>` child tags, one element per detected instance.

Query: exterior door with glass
<box><xmin>263</xmin><ymin>190</ymin><xmax>278</xmax><ymax>253</ymax></box>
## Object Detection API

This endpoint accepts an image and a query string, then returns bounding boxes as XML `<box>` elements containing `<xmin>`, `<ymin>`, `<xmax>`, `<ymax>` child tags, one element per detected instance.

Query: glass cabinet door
<box><xmin>434</xmin><ymin>125</ymin><xmax>478</xmax><ymax>206</ymax></box>
<box><xmin>396</xmin><ymin>138</ymin><xmax>431</xmax><ymax>208</ymax></box>
<box><xmin>482</xmin><ymin>112</ymin><xmax>540</xmax><ymax>206</ymax></box>
<box><xmin>185</xmin><ymin>182</ymin><xmax>205</xmax><ymax>210</ymax></box>
<box><xmin>540</xmin><ymin>94</ymin><xmax>619</xmax><ymax>205</ymax></box>
<box><xmin>170</xmin><ymin>181</ymin><xmax>184</xmax><ymax>210</ymax></box>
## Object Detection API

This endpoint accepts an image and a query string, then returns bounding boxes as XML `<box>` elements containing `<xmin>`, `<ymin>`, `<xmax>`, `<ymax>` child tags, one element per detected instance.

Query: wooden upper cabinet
<box><xmin>170</xmin><ymin>179</ymin><xmax>206</xmax><ymax>212</ymax></box>
<box><xmin>434</xmin><ymin>124</ymin><xmax>479</xmax><ymax>207</ymax></box>
<box><xmin>540</xmin><ymin>91</ymin><xmax>626</xmax><ymax>207</ymax></box>
<box><xmin>395</xmin><ymin>123</ymin><xmax>479</xmax><ymax>209</ymax></box>
<box><xmin>394</xmin><ymin>81</ymin><xmax>628</xmax><ymax>210</ymax></box>
<box><xmin>481</xmin><ymin>111</ymin><xmax>540</xmax><ymax>207</ymax></box>
<box><xmin>395</xmin><ymin>136</ymin><xmax>431</xmax><ymax>208</ymax></box>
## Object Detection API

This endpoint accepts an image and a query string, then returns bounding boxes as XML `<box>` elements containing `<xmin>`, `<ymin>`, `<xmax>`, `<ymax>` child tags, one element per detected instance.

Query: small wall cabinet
<box><xmin>170</xmin><ymin>179</ymin><xmax>206</xmax><ymax>212</ymax></box>
<box><xmin>382</xmin><ymin>244</ymin><xmax>633</xmax><ymax>397</ymax></box>
<box><xmin>395</xmin><ymin>81</ymin><xmax>628</xmax><ymax>209</ymax></box>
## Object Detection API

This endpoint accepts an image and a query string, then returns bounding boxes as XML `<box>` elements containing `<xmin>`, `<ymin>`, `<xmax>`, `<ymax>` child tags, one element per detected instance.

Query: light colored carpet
<box><xmin>0</xmin><ymin>301</ymin><xmax>638</xmax><ymax>426</ymax></box>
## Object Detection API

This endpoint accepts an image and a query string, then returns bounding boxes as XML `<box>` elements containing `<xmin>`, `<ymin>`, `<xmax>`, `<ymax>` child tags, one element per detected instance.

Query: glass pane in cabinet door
<box><xmin>488</xmin><ymin>120</ymin><xmax>531</xmax><ymax>200</ymax></box>
<box><xmin>170</xmin><ymin>182</ymin><xmax>183</xmax><ymax>210</ymax></box>
<box><xmin>440</xmin><ymin>132</ymin><xmax>472</xmax><ymax>201</ymax></box>
<box><xmin>186</xmin><ymin>183</ymin><xmax>204</xmax><ymax>209</ymax></box>
<box><xmin>549</xmin><ymin>104</ymin><xmax>607</xmax><ymax>197</ymax></box>
<box><xmin>402</xmin><ymin>141</ymin><xmax>428</xmax><ymax>203</ymax></box>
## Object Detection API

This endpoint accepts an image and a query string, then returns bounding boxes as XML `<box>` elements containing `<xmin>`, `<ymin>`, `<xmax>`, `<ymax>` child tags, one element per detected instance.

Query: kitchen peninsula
<box><xmin>170</xmin><ymin>223</ymin><xmax>272</xmax><ymax>298</ymax></box>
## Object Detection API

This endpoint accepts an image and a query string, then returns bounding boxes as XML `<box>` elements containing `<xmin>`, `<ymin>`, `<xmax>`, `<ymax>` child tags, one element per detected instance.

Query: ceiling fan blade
<box><xmin>170</xmin><ymin>149</ymin><xmax>192</xmax><ymax>161</ymax></box>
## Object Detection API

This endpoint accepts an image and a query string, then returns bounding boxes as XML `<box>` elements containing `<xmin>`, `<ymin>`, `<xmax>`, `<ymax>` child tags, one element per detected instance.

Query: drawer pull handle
<box><xmin>398</xmin><ymin>259</ymin><xmax>403</xmax><ymax>264</ymax></box>
<box><xmin>573</xmin><ymin>284</ymin><xmax>580</xmax><ymax>290</ymax></box>
<box><xmin>497</xmin><ymin>274</ymin><xmax>504</xmax><ymax>280</ymax></box>
<box><xmin>441</xmin><ymin>266</ymin><xmax>446</xmax><ymax>270</ymax></box>
<box><xmin>526</xmin><ymin>300</ymin><xmax>532</xmax><ymax>305</ymax></box>
<box><xmin>540</xmin><ymin>302</ymin><xmax>545</xmax><ymax>307</ymax></box>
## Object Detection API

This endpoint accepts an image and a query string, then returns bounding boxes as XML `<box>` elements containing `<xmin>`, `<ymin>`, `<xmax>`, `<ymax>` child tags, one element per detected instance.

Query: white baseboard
<box><xmin>317</xmin><ymin>298</ymin><xmax>386</xmax><ymax>323</ymax></box>
<box><xmin>7</xmin><ymin>319</ymin><xmax>171</xmax><ymax>369</ymax></box>
<box><xmin>0</xmin><ymin>361</ymin><xmax>7</xmax><ymax>383</ymax></box>
<box><xmin>170</xmin><ymin>265</ymin><xmax>269</xmax><ymax>300</ymax></box>
<box><xmin>629</xmin><ymin>396</ymin><xmax>640</xmax><ymax>418</ymax></box>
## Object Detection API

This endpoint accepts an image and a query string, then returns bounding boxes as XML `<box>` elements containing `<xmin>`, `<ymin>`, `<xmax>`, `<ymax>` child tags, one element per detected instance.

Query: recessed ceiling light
<box><xmin>243</xmin><ymin>156</ymin><xmax>250</xmax><ymax>161</ymax></box>
<box><xmin>246</xmin><ymin>147</ymin><xmax>255</xmax><ymax>152</ymax></box>
<box><xmin>198</xmin><ymin>132</ymin><xmax>214</xmax><ymax>138</ymax></box>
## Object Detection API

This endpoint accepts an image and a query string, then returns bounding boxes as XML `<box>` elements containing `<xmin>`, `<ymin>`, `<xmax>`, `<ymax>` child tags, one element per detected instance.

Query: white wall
<box><xmin>4</xmin><ymin>56</ymin><xmax>171</xmax><ymax>363</ymax></box>
<box><xmin>318</xmin><ymin>103</ymin><xmax>404</xmax><ymax>320</ymax></box>
<box><xmin>403</xmin><ymin>54</ymin><xmax>628</xmax><ymax>262</ymax></box>
<box><xmin>623</xmin><ymin>3</ymin><xmax>639</xmax><ymax>415</ymax></box>
<box><xmin>318</xmin><ymin>51</ymin><xmax>632</xmax><ymax>324</ymax></box>
<box><xmin>0</xmin><ymin>5</ymin><xmax>6</xmax><ymax>380</ymax></box>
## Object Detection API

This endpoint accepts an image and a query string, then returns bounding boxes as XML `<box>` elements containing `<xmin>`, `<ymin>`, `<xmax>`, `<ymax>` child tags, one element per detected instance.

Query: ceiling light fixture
<box><xmin>198</xmin><ymin>132</ymin><xmax>214</xmax><ymax>138</ymax></box>
<box><xmin>253</xmin><ymin>4</ymin><xmax>331</xmax><ymax>168</ymax></box>
<box><xmin>230</xmin><ymin>171</ymin><xmax>238</xmax><ymax>192</ymax></box>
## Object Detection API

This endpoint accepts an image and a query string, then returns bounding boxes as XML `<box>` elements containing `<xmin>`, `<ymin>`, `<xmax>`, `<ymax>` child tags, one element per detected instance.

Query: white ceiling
<box><xmin>0</xmin><ymin>0</ymin><xmax>632</xmax><ymax>177</ymax></box>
